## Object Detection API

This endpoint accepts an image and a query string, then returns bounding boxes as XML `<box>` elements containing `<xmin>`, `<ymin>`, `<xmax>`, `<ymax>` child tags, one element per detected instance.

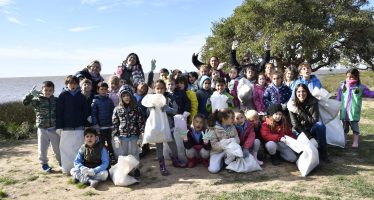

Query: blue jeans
<box><xmin>310</xmin><ymin>121</ymin><xmax>327</xmax><ymax>149</ymax></box>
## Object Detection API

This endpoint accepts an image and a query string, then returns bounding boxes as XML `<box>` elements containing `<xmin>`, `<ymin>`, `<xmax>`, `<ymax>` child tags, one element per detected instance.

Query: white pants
<box><xmin>265</xmin><ymin>141</ymin><xmax>297</xmax><ymax>162</ymax></box>
<box><xmin>208</xmin><ymin>152</ymin><xmax>225</xmax><ymax>174</ymax></box>
<box><xmin>70</xmin><ymin>168</ymin><xmax>108</xmax><ymax>183</ymax></box>
<box><xmin>37</xmin><ymin>127</ymin><xmax>61</xmax><ymax>165</ymax></box>
<box><xmin>60</xmin><ymin>130</ymin><xmax>84</xmax><ymax>174</ymax></box>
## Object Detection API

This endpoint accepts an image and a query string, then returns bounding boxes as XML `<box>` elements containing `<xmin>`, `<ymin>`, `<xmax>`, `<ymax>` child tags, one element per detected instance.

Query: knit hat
<box><xmin>119</xmin><ymin>84</ymin><xmax>134</xmax><ymax>97</ymax></box>
<box><xmin>267</xmin><ymin>104</ymin><xmax>283</xmax><ymax>116</ymax></box>
<box><xmin>199</xmin><ymin>75</ymin><xmax>211</xmax><ymax>89</ymax></box>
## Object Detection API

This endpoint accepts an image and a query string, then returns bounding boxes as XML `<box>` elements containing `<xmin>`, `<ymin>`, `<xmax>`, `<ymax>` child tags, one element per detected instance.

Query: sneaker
<box><xmin>42</xmin><ymin>164</ymin><xmax>52</xmax><ymax>173</ymax></box>
<box><xmin>88</xmin><ymin>179</ymin><xmax>99</xmax><ymax>189</ymax></box>
<box><xmin>270</xmin><ymin>155</ymin><xmax>281</xmax><ymax>166</ymax></box>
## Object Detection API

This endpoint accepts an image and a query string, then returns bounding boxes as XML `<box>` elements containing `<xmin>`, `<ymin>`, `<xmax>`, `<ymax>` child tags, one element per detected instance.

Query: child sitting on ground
<box><xmin>23</xmin><ymin>81</ymin><xmax>61</xmax><ymax>172</ymax></box>
<box><xmin>183</xmin><ymin>114</ymin><xmax>211</xmax><ymax>168</ymax></box>
<box><xmin>71</xmin><ymin>128</ymin><xmax>109</xmax><ymax>189</ymax></box>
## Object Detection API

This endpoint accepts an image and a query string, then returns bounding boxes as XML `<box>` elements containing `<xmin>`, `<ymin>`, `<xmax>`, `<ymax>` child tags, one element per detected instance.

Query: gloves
<box><xmin>280</xmin><ymin>136</ymin><xmax>287</xmax><ymax>143</ymax></box>
<box><xmin>151</xmin><ymin>59</ymin><xmax>156</xmax><ymax>71</ymax></box>
<box><xmin>264</xmin><ymin>39</ymin><xmax>271</xmax><ymax>51</ymax></box>
<box><xmin>113</xmin><ymin>136</ymin><xmax>121</xmax><ymax>148</ymax></box>
<box><xmin>80</xmin><ymin>166</ymin><xmax>89</xmax><ymax>176</ymax></box>
<box><xmin>87</xmin><ymin>168</ymin><xmax>95</xmax><ymax>177</ymax></box>
<box><xmin>231</xmin><ymin>40</ymin><xmax>239</xmax><ymax>50</ymax></box>
<box><xmin>310</xmin><ymin>138</ymin><xmax>318</xmax><ymax>148</ymax></box>
<box><xmin>182</xmin><ymin>111</ymin><xmax>190</xmax><ymax>119</ymax></box>
<box><xmin>242</xmin><ymin>148</ymin><xmax>250</xmax><ymax>158</ymax></box>
<box><xmin>56</xmin><ymin>129</ymin><xmax>62</xmax><ymax>136</ymax></box>
<box><xmin>87</xmin><ymin>116</ymin><xmax>92</xmax><ymax>123</ymax></box>
<box><xmin>30</xmin><ymin>86</ymin><xmax>40</xmax><ymax>97</ymax></box>
<box><xmin>217</xmin><ymin>62</ymin><xmax>226</xmax><ymax>70</ymax></box>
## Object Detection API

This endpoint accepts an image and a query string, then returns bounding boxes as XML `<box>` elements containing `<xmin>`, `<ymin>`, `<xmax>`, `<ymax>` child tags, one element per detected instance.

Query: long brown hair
<box><xmin>266</xmin><ymin>113</ymin><xmax>289</xmax><ymax>134</ymax></box>
<box><xmin>207</xmin><ymin>108</ymin><xmax>234</xmax><ymax>127</ymax></box>
<box><xmin>294</xmin><ymin>83</ymin><xmax>313</xmax><ymax>108</ymax></box>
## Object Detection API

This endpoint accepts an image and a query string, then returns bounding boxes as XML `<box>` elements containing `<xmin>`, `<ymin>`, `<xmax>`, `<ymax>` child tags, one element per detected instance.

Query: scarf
<box><xmin>346</xmin><ymin>79</ymin><xmax>358</xmax><ymax>88</ymax></box>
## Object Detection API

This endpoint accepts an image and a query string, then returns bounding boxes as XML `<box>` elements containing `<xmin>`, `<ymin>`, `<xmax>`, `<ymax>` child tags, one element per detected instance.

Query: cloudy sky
<box><xmin>0</xmin><ymin>0</ymin><xmax>243</xmax><ymax>77</ymax></box>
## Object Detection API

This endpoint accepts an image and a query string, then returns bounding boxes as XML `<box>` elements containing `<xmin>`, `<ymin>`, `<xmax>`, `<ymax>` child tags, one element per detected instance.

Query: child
<box><xmin>159</xmin><ymin>68</ymin><xmax>170</xmax><ymax>82</ymax></box>
<box><xmin>283</xmin><ymin>65</ymin><xmax>298</xmax><ymax>89</ymax></box>
<box><xmin>188</xmin><ymin>71</ymin><xmax>199</xmax><ymax>92</ymax></box>
<box><xmin>91</xmin><ymin>82</ymin><xmax>115</xmax><ymax>162</ymax></box>
<box><xmin>176</xmin><ymin>76</ymin><xmax>197</xmax><ymax>123</ymax></box>
<box><xmin>210</xmin><ymin>68</ymin><xmax>221</xmax><ymax>90</ymax></box>
<box><xmin>196</xmin><ymin>75</ymin><xmax>213</xmax><ymax>118</ymax></box>
<box><xmin>234</xmin><ymin>111</ymin><xmax>263</xmax><ymax>165</ymax></box>
<box><xmin>168</xmin><ymin>78</ymin><xmax>191</xmax><ymax>116</ymax></box>
<box><xmin>112</xmin><ymin>84</ymin><xmax>145</xmax><ymax>177</ymax></box>
<box><xmin>264</xmin><ymin>63</ymin><xmax>275</xmax><ymax>84</ymax></box>
<box><xmin>245</xmin><ymin>110</ymin><xmax>266</xmax><ymax>160</ymax></box>
<box><xmin>70</xmin><ymin>128</ymin><xmax>109</xmax><ymax>189</ymax></box>
<box><xmin>196</xmin><ymin>64</ymin><xmax>210</xmax><ymax>89</ymax></box>
<box><xmin>22</xmin><ymin>81</ymin><xmax>61</xmax><ymax>172</ymax></box>
<box><xmin>80</xmin><ymin>78</ymin><xmax>94</xmax><ymax>125</ymax></box>
<box><xmin>337</xmin><ymin>68</ymin><xmax>374</xmax><ymax>148</ymax></box>
<box><xmin>151</xmin><ymin>80</ymin><xmax>187</xmax><ymax>176</ymax></box>
<box><xmin>207</xmin><ymin>77</ymin><xmax>234</xmax><ymax>113</ymax></box>
<box><xmin>237</xmin><ymin>65</ymin><xmax>256</xmax><ymax>110</ymax></box>
<box><xmin>183</xmin><ymin>114</ymin><xmax>211</xmax><ymax>168</ymax></box>
<box><xmin>263</xmin><ymin>71</ymin><xmax>292</xmax><ymax>109</ymax></box>
<box><xmin>207</xmin><ymin>108</ymin><xmax>239</xmax><ymax>173</ymax></box>
<box><xmin>227</xmin><ymin>66</ymin><xmax>241</xmax><ymax>110</ymax></box>
<box><xmin>56</xmin><ymin>75</ymin><xmax>89</xmax><ymax>174</ymax></box>
<box><xmin>253</xmin><ymin>73</ymin><xmax>267</xmax><ymax>114</ymax></box>
<box><xmin>292</xmin><ymin>62</ymin><xmax>322</xmax><ymax>92</ymax></box>
<box><xmin>117</xmin><ymin>53</ymin><xmax>145</xmax><ymax>88</ymax></box>
<box><xmin>107</xmin><ymin>75</ymin><xmax>120</xmax><ymax>107</ymax></box>
<box><xmin>260</xmin><ymin>104</ymin><xmax>297</xmax><ymax>165</ymax></box>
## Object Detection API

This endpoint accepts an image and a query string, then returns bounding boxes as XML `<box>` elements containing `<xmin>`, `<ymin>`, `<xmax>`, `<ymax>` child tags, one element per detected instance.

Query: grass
<box><xmin>0</xmin><ymin>176</ymin><xmax>17</xmax><ymax>185</ymax></box>
<box><xmin>0</xmin><ymin>190</ymin><xmax>8</xmax><ymax>199</ymax></box>
<box><xmin>83</xmin><ymin>191</ymin><xmax>98</xmax><ymax>196</ymax></box>
<box><xmin>26</xmin><ymin>175</ymin><xmax>39</xmax><ymax>182</ymax></box>
<box><xmin>319</xmin><ymin>71</ymin><xmax>374</xmax><ymax>94</ymax></box>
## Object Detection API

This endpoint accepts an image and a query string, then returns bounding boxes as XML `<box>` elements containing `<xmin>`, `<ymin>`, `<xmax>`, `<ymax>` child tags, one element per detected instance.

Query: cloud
<box><xmin>68</xmin><ymin>26</ymin><xmax>97</xmax><ymax>32</ymax></box>
<box><xmin>0</xmin><ymin>0</ymin><xmax>13</xmax><ymax>7</ymax></box>
<box><xmin>7</xmin><ymin>16</ymin><xmax>25</xmax><ymax>25</ymax></box>
<box><xmin>35</xmin><ymin>18</ymin><xmax>47</xmax><ymax>23</ymax></box>
<box><xmin>81</xmin><ymin>0</ymin><xmax>144</xmax><ymax>10</ymax></box>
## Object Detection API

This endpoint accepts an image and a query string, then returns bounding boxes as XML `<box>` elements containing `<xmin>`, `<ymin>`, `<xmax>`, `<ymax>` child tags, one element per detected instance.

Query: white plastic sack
<box><xmin>312</xmin><ymin>87</ymin><xmax>341</xmax><ymax>124</ymax></box>
<box><xmin>220</xmin><ymin>138</ymin><xmax>243</xmax><ymax>164</ymax></box>
<box><xmin>210</xmin><ymin>92</ymin><xmax>228</xmax><ymax>112</ymax></box>
<box><xmin>141</xmin><ymin>94</ymin><xmax>172</xmax><ymax>144</ymax></box>
<box><xmin>60</xmin><ymin>130</ymin><xmax>84</xmax><ymax>174</ymax></box>
<box><xmin>109</xmin><ymin>155</ymin><xmax>139</xmax><ymax>186</ymax></box>
<box><xmin>163</xmin><ymin>115</ymin><xmax>188</xmax><ymax>162</ymax></box>
<box><xmin>325</xmin><ymin>116</ymin><xmax>345</xmax><ymax>148</ymax></box>
<box><xmin>226</xmin><ymin>154</ymin><xmax>262</xmax><ymax>173</ymax></box>
<box><xmin>282</xmin><ymin>133</ymin><xmax>319</xmax><ymax>177</ymax></box>
<box><xmin>237</xmin><ymin>79</ymin><xmax>253</xmax><ymax>103</ymax></box>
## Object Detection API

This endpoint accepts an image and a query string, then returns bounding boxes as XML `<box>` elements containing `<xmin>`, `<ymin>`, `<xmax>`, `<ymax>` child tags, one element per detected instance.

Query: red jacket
<box><xmin>236</xmin><ymin>121</ymin><xmax>256</xmax><ymax>149</ymax></box>
<box><xmin>260</xmin><ymin>118</ymin><xmax>294</xmax><ymax>142</ymax></box>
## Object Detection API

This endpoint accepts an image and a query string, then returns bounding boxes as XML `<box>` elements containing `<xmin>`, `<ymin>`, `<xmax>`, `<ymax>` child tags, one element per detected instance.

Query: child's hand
<box><xmin>232</xmin><ymin>40</ymin><xmax>239</xmax><ymax>50</ymax></box>
<box><xmin>80</xmin><ymin>166</ymin><xmax>89</xmax><ymax>175</ymax></box>
<box><xmin>203</xmin><ymin>140</ymin><xmax>209</xmax><ymax>145</ymax></box>
<box><xmin>30</xmin><ymin>85</ymin><xmax>40</xmax><ymax>97</ymax></box>
<box><xmin>264</xmin><ymin>38</ymin><xmax>271</xmax><ymax>50</ymax></box>
<box><xmin>87</xmin><ymin>168</ymin><xmax>95</xmax><ymax>177</ymax></box>
<box><xmin>183</xmin><ymin>136</ymin><xmax>188</xmax><ymax>141</ymax></box>
<box><xmin>202</xmin><ymin>130</ymin><xmax>212</xmax><ymax>141</ymax></box>
<box><xmin>151</xmin><ymin>59</ymin><xmax>156</xmax><ymax>71</ymax></box>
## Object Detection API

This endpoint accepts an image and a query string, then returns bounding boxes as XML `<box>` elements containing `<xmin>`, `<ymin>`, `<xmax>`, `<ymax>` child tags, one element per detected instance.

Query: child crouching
<box><xmin>183</xmin><ymin>114</ymin><xmax>211</xmax><ymax>168</ymax></box>
<box><xmin>71</xmin><ymin>128</ymin><xmax>109</xmax><ymax>189</ymax></box>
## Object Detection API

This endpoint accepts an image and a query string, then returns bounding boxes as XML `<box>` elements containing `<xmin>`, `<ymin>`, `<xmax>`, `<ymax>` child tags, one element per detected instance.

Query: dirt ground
<box><xmin>0</xmin><ymin>100</ymin><xmax>373</xmax><ymax>200</ymax></box>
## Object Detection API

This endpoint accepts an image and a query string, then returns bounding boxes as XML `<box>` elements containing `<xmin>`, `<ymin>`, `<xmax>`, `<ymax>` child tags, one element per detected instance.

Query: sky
<box><xmin>0</xmin><ymin>0</ymin><xmax>243</xmax><ymax>77</ymax></box>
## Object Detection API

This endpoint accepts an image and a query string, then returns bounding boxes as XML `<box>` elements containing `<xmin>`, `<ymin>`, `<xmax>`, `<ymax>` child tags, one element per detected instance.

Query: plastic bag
<box><xmin>325</xmin><ymin>116</ymin><xmax>345</xmax><ymax>148</ymax></box>
<box><xmin>220</xmin><ymin>138</ymin><xmax>243</xmax><ymax>164</ymax></box>
<box><xmin>226</xmin><ymin>154</ymin><xmax>262</xmax><ymax>173</ymax></box>
<box><xmin>282</xmin><ymin>133</ymin><xmax>319</xmax><ymax>177</ymax></box>
<box><xmin>210</xmin><ymin>92</ymin><xmax>228</xmax><ymax>112</ymax></box>
<box><xmin>141</xmin><ymin>94</ymin><xmax>172</xmax><ymax>144</ymax></box>
<box><xmin>163</xmin><ymin>115</ymin><xmax>188</xmax><ymax>162</ymax></box>
<box><xmin>60</xmin><ymin>130</ymin><xmax>84</xmax><ymax>174</ymax></box>
<box><xmin>312</xmin><ymin>87</ymin><xmax>341</xmax><ymax>124</ymax></box>
<box><xmin>109</xmin><ymin>155</ymin><xmax>139</xmax><ymax>186</ymax></box>
<box><xmin>237</xmin><ymin>79</ymin><xmax>253</xmax><ymax>103</ymax></box>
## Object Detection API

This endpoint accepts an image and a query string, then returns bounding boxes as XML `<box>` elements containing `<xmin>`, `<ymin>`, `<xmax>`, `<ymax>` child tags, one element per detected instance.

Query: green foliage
<box><xmin>320</xmin><ymin>71</ymin><xmax>374</xmax><ymax>94</ymax></box>
<box><xmin>0</xmin><ymin>190</ymin><xmax>8</xmax><ymax>198</ymax></box>
<box><xmin>83</xmin><ymin>191</ymin><xmax>98</xmax><ymax>196</ymax></box>
<box><xmin>0</xmin><ymin>176</ymin><xmax>17</xmax><ymax>185</ymax></box>
<box><xmin>202</xmin><ymin>0</ymin><xmax>374</xmax><ymax>71</ymax></box>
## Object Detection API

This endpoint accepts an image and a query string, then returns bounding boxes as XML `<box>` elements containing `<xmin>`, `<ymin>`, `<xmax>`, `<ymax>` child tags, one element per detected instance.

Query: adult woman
<box><xmin>116</xmin><ymin>53</ymin><xmax>145</xmax><ymax>88</ymax></box>
<box><xmin>288</xmin><ymin>83</ymin><xmax>330</xmax><ymax>162</ymax></box>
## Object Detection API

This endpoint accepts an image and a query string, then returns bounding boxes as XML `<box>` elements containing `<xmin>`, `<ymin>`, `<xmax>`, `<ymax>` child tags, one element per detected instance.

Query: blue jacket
<box><xmin>172</xmin><ymin>89</ymin><xmax>191</xmax><ymax>114</ymax></box>
<box><xmin>56</xmin><ymin>87</ymin><xmax>89</xmax><ymax>129</ymax></box>
<box><xmin>263</xmin><ymin>83</ymin><xmax>292</xmax><ymax>109</ymax></box>
<box><xmin>196</xmin><ymin>88</ymin><xmax>213</xmax><ymax>118</ymax></box>
<box><xmin>91</xmin><ymin>95</ymin><xmax>115</xmax><ymax>127</ymax></box>
<box><xmin>73</xmin><ymin>140</ymin><xmax>109</xmax><ymax>174</ymax></box>
<box><xmin>292</xmin><ymin>75</ymin><xmax>322</xmax><ymax>92</ymax></box>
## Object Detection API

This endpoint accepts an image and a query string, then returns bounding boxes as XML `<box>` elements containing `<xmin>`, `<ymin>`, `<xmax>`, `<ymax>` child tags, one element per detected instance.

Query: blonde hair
<box><xmin>108</xmin><ymin>75</ymin><xmax>120</xmax><ymax>85</ymax></box>
<box><xmin>79</xmin><ymin>78</ymin><xmax>92</xmax><ymax>87</ymax></box>
<box><xmin>245</xmin><ymin>110</ymin><xmax>259</xmax><ymax>120</ymax></box>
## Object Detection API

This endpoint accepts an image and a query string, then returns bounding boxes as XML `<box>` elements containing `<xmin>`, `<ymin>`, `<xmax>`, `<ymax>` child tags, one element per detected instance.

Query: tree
<box><xmin>201</xmin><ymin>0</ymin><xmax>374</xmax><ymax>72</ymax></box>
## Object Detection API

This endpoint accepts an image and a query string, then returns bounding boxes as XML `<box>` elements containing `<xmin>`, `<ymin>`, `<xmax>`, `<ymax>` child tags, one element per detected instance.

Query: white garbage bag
<box><xmin>60</xmin><ymin>130</ymin><xmax>84</xmax><ymax>174</ymax></box>
<box><xmin>163</xmin><ymin>115</ymin><xmax>188</xmax><ymax>162</ymax></box>
<box><xmin>220</xmin><ymin>138</ymin><xmax>243</xmax><ymax>165</ymax></box>
<box><xmin>210</xmin><ymin>92</ymin><xmax>228</xmax><ymax>112</ymax></box>
<box><xmin>237</xmin><ymin>78</ymin><xmax>254</xmax><ymax>103</ymax></box>
<box><xmin>109</xmin><ymin>155</ymin><xmax>139</xmax><ymax>186</ymax></box>
<box><xmin>226</xmin><ymin>154</ymin><xmax>262</xmax><ymax>173</ymax></box>
<box><xmin>141</xmin><ymin>94</ymin><xmax>172</xmax><ymax>144</ymax></box>
<box><xmin>325</xmin><ymin>116</ymin><xmax>345</xmax><ymax>148</ymax></box>
<box><xmin>282</xmin><ymin>133</ymin><xmax>319</xmax><ymax>177</ymax></box>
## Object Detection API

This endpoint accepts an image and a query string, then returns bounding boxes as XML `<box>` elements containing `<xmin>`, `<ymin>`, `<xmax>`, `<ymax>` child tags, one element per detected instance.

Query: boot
<box><xmin>352</xmin><ymin>134</ymin><xmax>359</xmax><ymax>148</ymax></box>
<box><xmin>270</xmin><ymin>154</ymin><xmax>281</xmax><ymax>166</ymax></box>
<box><xmin>170</xmin><ymin>155</ymin><xmax>187</xmax><ymax>168</ymax></box>
<box><xmin>201</xmin><ymin>158</ymin><xmax>210</xmax><ymax>168</ymax></box>
<box><xmin>187</xmin><ymin>157</ymin><xmax>197</xmax><ymax>168</ymax></box>
<box><xmin>319</xmin><ymin>147</ymin><xmax>331</xmax><ymax>163</ymax></box>
<box><xmin>158</xmin><ymin>157</ymin><xmax>169</xmax><ymax>176</ymax></box>
<box><xmin>88</xmin><ymin>179</ymin><xmax>99</xmax><ymax>189</ymax></box>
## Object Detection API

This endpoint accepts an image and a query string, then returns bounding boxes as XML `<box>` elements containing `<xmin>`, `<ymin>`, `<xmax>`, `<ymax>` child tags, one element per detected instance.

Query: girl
<box><xmin>253</xmin><ymin>73</ymin><xmax>267</xmax><ymax>114</ymax></box>
<box><xmin>188</xmin><ymin>71</ymin><xmax>199</xmax><ymax>92</ymax></box>
<box><xmin>107</xmin><ymin>75</ymin><xmax>120</xmax><ymax>107</ymax></box>
<box><xmin>183</xmin><ymin>114</ymin><xmax>211</xmax><ymax>168</ymax></box>
<box><xmin>237</xmin><ymin>65</ymin><xmax>256</xmax><ymax>110</ymax></box>
<box><xmin>176</xmin><ymin>76</ymin><xmax>197</xmax><ymax>123</ymax></box>
<box><xmin>283</xmin><ymin>65</ymin><xmax>298</xmax><ymax>89</ymax></box>
<box><xmin>117</xmin><ymin>53</ymin><xmax>145</xmax><ymax>88</ymax></box>
<box><xmin>168</xmin><ymin>78</ymin><xmax>191</xmax><ymax>116</ymax></box>
<box><xmin>264</xmin><ymin>63</ymin><xmax>275</xmax><ymax>84</ymax></box>
<box><xmin>152</xmin><ymin>80</ymin><xmax>187</xmax><ymax>176</ymax></box>
<box><xmin>207</xmin><ymin>108</ymin><xmax>239</xmax><ymax>174</ymax></box>
<box><xmin>263</xmin><ymin>71</ymin><xmax>292</xmax><ymax>109</ymax></box>
<box><xmin>337</xmin><ymin>68</ymin><xmax>374</xmax><ymax>148</ymax></box>
<box><xmin>261</xmin><ymin>104</ymin><xmax>297</xmax><ymax>165</ymax></box>
<box><xmin>112</xmin><ymin>84</ymin><xmax>145</xmax><ymax>178</ymax></box>
<box><xmin>196</xmin><ymin>75</ymin><xmax>213</xmax><ymax>118</ymax></box>
<box><xmin>288</xmin><ymin>83</ymin><xmax>330</xmax><ymax>162</ymax></box>
<box><xmin>227</xmin><ymin>67</ymin><xmax>241</xmax><ymax>110</ymax></box>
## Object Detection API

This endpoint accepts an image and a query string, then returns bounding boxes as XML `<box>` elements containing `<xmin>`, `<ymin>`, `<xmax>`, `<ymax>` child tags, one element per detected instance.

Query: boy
<box><xmin>56</xmin><ymin>75</ymin><xmax>89</xmax><ymax>174</ymax></box>
<box><xmin>206</xmin><ymin>77</ymin><xmax>234</xmax><ymax>113</ymax></box>
<box><xmin>196</xmin><ymin>75</ymin><xmax>213</xmax><ymax>118</ymax></box>
<box><xmin>22</xmin><ymin>81</ymin><xmax>61</xmax><ymax>172</ymax></box>
<box><xmin>91</xmin><ymin>82</ymin><xmax>115</xmax><ymax>162</ymax></box>
<box><xmin>263</xmin><ymin>71</ymin><xmax>292</xmax><ymax>109</ymax></box>
<box><xmin>292</xmin><ymin>62</ymin><xmax>322</xmax><ymax>92</ymax></box>
<box><xmin>71</xmin><ymin>128</ymin><xmax>109</xmax><ymax>189</ymax></box>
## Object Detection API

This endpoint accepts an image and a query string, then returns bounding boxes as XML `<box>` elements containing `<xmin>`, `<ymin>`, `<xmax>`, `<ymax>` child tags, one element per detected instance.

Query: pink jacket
<box><xmin>253</xmin><ymin>84</ymin><xmax>266</xmax><ymax>113</ymax></box>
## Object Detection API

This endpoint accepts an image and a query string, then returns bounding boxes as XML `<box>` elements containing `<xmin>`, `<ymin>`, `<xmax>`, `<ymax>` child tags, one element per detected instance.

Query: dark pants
<box><xmin>98</xmin><ymin>128</ymin><xmax>114</xmax><ymax>156</ymax></box>
<box><xmin>310</xmin><ymin>121</ymin><xmax>327</xmax><ymax>150</ymax></box>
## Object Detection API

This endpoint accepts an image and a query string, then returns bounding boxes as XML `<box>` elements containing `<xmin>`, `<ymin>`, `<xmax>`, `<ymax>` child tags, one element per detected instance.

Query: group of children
<box><xmin>23</xmin><ymin>50</ymin><xmax>373</xmax><ymax>188</ymax></box>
